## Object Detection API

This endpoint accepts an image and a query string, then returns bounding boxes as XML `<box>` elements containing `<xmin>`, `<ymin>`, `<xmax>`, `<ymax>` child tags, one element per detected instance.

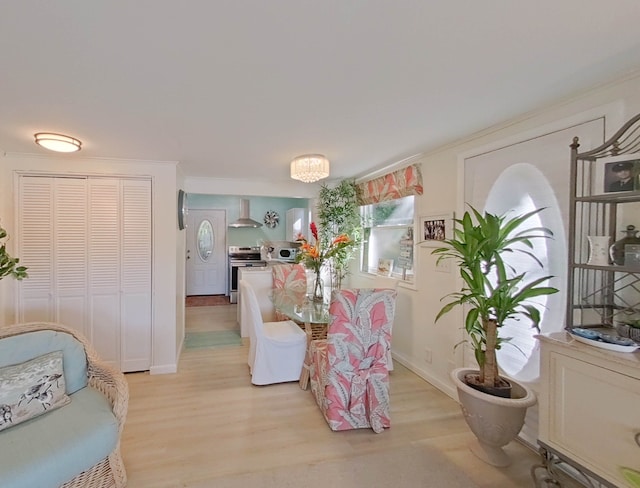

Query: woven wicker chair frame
<box><xmin>0</xmin><ymin>322</ymin><xmax>128</xmax><ymax>488</ymax></box>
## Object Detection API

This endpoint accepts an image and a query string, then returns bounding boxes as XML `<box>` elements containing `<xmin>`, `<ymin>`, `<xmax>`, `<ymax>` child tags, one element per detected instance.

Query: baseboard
<box><xmin>391</xmin><ymin>352</ymin><xmax>457</xmax><ymax>399</ymax></box>
<box><xmin>150</xmin><ymin>363</ymin><xmax>177</xmax><ymax>374</ymax></box>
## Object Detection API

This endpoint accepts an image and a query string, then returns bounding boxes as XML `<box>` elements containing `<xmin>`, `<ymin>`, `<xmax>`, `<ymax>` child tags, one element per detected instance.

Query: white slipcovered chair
<box><xmin>240</xmin><ymin>279</ymin><xmax>307</xmax><ymax>385</ymax></box>
<box><xmin>237</xmin><ymin>268</ymin><xmax>275</xmax><ymax>338</ymax></box>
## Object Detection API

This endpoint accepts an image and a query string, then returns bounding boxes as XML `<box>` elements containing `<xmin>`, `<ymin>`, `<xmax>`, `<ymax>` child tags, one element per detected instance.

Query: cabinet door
<box><xmin>286</xmin><ymin>208</ymin><xmax>308</xmax><ymax>241</ymax></box>
<box><xmin>547</xmin><ymin>351</ymin><xmax>640</xmax><ymax>486</ymax></box>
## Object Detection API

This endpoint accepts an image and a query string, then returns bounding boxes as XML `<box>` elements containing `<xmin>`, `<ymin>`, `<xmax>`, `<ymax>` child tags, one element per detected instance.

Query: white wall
<box><xmin>351</xmin><ymin>70</ymin><xmax>640</xmax><ymax>398</ymax></box>
<box><xmin>0</xmin><ymin>153</ymin><xmax>181</xmax><ymax>374</ymax></box>
<box><xmin>185</xmin><ymin>175</ymin><xmax>321</xmax><ymax>199</ymax></box>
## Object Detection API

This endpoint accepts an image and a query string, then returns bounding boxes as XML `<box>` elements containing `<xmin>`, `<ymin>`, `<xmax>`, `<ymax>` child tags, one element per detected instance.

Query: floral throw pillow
<box><xmin>0</xmin><ymin>350</ymin><xmax>71</xmax><ymax>432</ymax></box>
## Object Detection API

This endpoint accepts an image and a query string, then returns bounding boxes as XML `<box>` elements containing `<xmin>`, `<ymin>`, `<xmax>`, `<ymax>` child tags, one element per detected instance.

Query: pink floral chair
<box><xmin>272</xmin><ymin>264</ymin><xmax>307</xmax><ymax>321</ymax></box>
<box><xmin>308</xmin><ymin>288</ymin><xmax>397</xmax><ymax>433</ymax></box>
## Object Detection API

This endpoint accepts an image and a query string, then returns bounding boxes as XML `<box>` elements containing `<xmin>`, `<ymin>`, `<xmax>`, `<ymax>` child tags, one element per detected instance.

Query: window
<box><xmin>360</xmin><ymin>195</ymin><xmax>415</xmax><ymax>282</ymax></box>
<box><xmin>484</xmin><ymin>163</ymin><xmax>566</xmax><ymax>382</ymax></box>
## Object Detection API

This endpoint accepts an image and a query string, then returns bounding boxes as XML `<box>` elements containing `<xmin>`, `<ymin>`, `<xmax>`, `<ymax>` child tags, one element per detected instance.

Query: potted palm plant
<box><xmin>0</xmin><ymin>224</ymin><xmax>28</xmax><ymax>281</ymax></box>
<box><xmin>432</xmin><ymin>206</ymin><xmax>558</xmax><ymax>467</ymax></box>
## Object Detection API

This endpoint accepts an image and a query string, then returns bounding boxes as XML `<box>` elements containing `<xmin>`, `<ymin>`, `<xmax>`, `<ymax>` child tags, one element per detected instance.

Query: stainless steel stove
<box><xmin>228</xmin><ymin>246</ymin><xmax>266</xmax><ymax>303</ymax></box>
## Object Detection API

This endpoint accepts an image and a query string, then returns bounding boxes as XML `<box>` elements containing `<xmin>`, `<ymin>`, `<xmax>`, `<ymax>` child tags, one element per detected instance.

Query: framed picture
<box><xmin>419</xmin><ymin>213</ymin><xmax>454</xmax><ymax>247</ymax></box>
<box><xmin>593</xmin><ymin>153</ymin><xmax>640</xmax><ymax>195</ymax></box>
<box><xmin>377</xmin><ymin>258</ymin><xmax>394</xmax><ymax>276</ymax></box>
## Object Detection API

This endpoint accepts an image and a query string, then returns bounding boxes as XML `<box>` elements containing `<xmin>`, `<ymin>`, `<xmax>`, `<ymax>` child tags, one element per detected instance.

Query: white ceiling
<box><xmin>1</xmin><ymin>1</ymin><xmax>640</xmax><ymax>183</ymax></box>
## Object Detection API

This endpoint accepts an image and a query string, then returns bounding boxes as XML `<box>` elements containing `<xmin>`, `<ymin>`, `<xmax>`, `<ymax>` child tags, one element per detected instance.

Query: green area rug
<box><xmin>184</xmin><ymin>331</ymin><xmax>242</xmax><ymax>349</ymax></box>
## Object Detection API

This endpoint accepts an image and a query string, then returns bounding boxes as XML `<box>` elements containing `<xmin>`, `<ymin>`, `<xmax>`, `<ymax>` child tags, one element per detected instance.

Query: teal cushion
<box><xmin>0</xmin><ymin>330</ymin><xmax>88</xmax><ymax>394</ymax></box>
<box><xmin>0</xmin><ymin>386</ymin><xmax>118</xmax><ymax>488</ymax></box>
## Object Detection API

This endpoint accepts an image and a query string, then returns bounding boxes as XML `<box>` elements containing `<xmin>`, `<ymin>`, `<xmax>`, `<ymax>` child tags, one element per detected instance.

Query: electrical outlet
<box><xmin>424</xmin><ymin>348</ymin><xmax>432</xmax><ymax>364</ymax></box>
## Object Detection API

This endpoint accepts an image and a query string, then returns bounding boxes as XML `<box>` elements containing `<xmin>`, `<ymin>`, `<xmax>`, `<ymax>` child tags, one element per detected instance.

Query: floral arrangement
<box><xmin>295</xmin><ymin>222</ymin><xmax>352</xmax><ymax>300</ymax></box>
<box><xmin>295</xmin><ymin>222</ymin><xmax>352</xmax><ymax>274</ymax></box>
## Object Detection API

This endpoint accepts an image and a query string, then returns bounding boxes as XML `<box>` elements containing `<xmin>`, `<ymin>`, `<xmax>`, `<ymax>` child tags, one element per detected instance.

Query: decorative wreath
<box><xmin>263</xmin><ymin>210</ymin><xmax>279</xmax><ymax>228</ymax></box>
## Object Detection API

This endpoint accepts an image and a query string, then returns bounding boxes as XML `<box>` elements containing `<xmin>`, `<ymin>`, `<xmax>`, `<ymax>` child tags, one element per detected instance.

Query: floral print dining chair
<box><xmin>308</xmin><ymin>288</ymin><xmax>397</xmax><ymax>433</ymax></box>
<box><xmin>272</xmin><ymin>264</ymin><xmax>308</xmax><ymax>321</ymax></box>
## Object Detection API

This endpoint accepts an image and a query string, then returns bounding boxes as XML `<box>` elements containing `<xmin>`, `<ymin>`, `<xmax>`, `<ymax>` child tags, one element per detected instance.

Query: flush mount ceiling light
<box><xmin>290</xmin><ymin>154</ymin><xmax>330</xmax><ymax>183</ymax></box>
<box><xmin>34</xmin><ymin>132</ymin><xmax>82</xmax><ymax>153</ymax></box>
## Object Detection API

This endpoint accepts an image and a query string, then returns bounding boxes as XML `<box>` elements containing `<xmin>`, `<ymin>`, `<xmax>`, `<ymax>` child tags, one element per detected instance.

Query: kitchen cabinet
<box><xmin>286</xmin><ymin>208</ymin><xmax>309</xmax><ymax>241</ymax></box>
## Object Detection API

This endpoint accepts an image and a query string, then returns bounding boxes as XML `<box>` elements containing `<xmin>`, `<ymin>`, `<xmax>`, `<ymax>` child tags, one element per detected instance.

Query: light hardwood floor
<box><xmin>121</xmin><ymin>304</ymin><xmax>541</xmax><ymax>487</ymax></box>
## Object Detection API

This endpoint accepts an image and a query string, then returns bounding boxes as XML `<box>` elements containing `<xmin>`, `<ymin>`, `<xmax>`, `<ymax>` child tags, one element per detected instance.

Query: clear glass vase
<box><xmin>312</xmin><ymin>274</ymin><xmax>324</xmax><ymax>303</ymax></box>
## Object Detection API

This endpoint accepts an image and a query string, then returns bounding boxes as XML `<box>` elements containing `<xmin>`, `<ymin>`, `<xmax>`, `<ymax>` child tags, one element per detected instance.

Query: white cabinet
<box><xmin>537</xmin><ymin>333</ymin><xmax>640</xmax><ymax>487</ymax></box>
<box><xmin>17</xmin><ymin>176</ymin><xmax>152</xmax><ymax>372</ymax></box>
<box><xmin>286</xmin><ymin>208</ymin><xmax>309</xmax><ymax>241</ymax></box>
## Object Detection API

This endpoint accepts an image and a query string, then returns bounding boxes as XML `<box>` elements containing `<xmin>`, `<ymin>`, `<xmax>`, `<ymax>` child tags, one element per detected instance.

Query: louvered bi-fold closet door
<box><xmin>88</xmin><ymin>178</ymin><xmax>151</xmax><ymax>372</ymax></box>
<box><xmin>18</xmin><ymin>175</ymin><xmax>151</xmax><ymax>372</ymax></box>
<box><xmin>120</xmin><ymin>179</ymin><xmax>151</xmax><ymax>372</ymax></box>
<box><xmin>18</xmin><ymin>176</ymin><xmax>88</xmax><ymax>326</ymax></box>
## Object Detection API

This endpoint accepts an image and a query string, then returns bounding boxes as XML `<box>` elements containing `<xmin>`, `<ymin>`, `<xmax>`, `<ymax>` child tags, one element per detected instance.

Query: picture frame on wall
<box><xmin>419</xmin><ymin>213</ymin><xmax>454</xmax><ymax>247</ymax></box>
<box><xmin>592</xmin><ymin>153</ymin><xmax>640</xmax><ymax>195</ymax></box>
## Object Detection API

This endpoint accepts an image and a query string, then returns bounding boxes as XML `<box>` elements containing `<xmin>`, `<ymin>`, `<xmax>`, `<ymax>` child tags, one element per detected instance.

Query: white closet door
<box><xmin>54</xmin><ymin>178</ymin><xmax>88</xmax><ymax>332</ymax></box>
<box><xmin>88</xmin><ymin>178</ymin><xmax>121</xmax><ymax>366</ymax></box>
<box><xmin>18</xmin><ymin>177</ymin><xmax>55</xmax><ymax>322</ymax></box>
<box><xmin>18</xmin><ymin>175</ymin><xmax>152</xmax><ymax>373</ymax></box>
<box><xmin>120</xmin><ymin>179</ymin><xmax>152</xmax><ymax>372</ymax></box>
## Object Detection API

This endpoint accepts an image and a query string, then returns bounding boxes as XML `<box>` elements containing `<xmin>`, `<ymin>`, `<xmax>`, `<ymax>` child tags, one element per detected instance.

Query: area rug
<box><xmin>184</xmin><ymin>331</ymin><xmax>242</xmax><ymax>349</ymax></box>
<box><xmin>204</xmin><ymin>444</ymin><xmax>480</xmax><ymax>488</ymax></box>
<box><xmin>186</xmin><ymin>295</ymin><xmax>231</xmax><ymax>307</ymax></box>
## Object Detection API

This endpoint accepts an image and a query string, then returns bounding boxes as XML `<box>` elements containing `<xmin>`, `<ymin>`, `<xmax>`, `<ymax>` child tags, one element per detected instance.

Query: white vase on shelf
<box><xmin>587</xmin><ymin>236</ymin><xmax>611</xmax><ymax>266</ymax></box>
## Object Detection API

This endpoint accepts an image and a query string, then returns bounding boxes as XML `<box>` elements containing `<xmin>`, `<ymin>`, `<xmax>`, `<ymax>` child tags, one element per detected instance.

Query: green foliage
<box><xmin>317</xmin><ymin>180</ymin><xmax>362</xmax><ymax>274</ymax></box>
<box><xmin>432</xmin><ymin>205</ymin><xmax>558</xmax><ymax>388</ymax></box>
<box><xmin>0</xmin><ymin>225</ymin><xmax>28</xmax><ymax>281</ymax></box>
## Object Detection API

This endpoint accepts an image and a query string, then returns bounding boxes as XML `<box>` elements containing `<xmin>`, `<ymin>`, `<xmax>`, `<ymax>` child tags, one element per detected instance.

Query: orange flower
<box><xmin>295</xmin><ymin>223</ymin><xmax>354</xmax><ymax>274</ymax></box>
<box><xmin>332</xmin><ymin>234</ymin><xmax>350</xmax><ymax>245</ymax></box>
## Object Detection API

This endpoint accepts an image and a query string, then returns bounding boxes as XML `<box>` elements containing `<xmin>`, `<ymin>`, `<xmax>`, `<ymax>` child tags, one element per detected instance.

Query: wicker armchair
<box><xmin>0</xmin><ymin>322</ymin><xmax>128</xmax><ymax>488</ymax></box>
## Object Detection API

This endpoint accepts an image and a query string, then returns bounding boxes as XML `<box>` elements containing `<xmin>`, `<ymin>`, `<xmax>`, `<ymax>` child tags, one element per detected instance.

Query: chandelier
<box><xmin>290</xmin><ymin>154</ymin><xmax>330</xmax><ymax>183</ymax></box>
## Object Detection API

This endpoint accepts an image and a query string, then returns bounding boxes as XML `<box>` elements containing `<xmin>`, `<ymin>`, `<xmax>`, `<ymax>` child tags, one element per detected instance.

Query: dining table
<box><xmin>270</xmin><ymin>288</ymin><xmax>330</xmax><ymax>389</ymax></box>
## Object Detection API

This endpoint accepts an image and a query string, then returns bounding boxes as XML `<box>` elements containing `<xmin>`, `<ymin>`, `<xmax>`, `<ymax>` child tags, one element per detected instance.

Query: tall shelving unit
<box><xmin>566</xmin><ymin>113</ymin><xmax>640</xmax><ymax>333</ymax></box>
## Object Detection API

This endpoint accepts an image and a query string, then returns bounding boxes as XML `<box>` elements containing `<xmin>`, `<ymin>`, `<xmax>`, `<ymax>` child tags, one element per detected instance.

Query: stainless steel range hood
<box><xmin>229</xmin><ymin>198</ymin><xmax>263</xmax><ymax>228</ymax></box>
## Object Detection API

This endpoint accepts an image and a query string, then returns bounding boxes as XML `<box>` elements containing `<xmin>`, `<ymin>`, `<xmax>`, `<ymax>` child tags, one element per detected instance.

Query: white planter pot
<box><xmin>451</xmin><ymin>368</ymin><xmax>536</xmax><ymax>467</ymax></box>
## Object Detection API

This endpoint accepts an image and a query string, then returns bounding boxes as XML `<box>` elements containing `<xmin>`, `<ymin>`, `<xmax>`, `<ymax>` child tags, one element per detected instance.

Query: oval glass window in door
<box><xmin>197</xmin><ymin>219</ymin><xmax>214</xmax><ymax>261</ymax></box>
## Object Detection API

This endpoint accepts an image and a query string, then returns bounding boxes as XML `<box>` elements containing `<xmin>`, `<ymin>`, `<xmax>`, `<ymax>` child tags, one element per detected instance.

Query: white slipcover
<box><xmin>240</xmin><ymin>280</ymin><xmax>307</xmax><ymax>385</ymax></box>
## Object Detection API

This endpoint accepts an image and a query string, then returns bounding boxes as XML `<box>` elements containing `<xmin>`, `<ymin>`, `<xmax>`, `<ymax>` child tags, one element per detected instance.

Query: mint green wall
<box><xmin>187</xmin><ymin>194</ymin><xmax>309</xmax><ymax>246</ymax></box>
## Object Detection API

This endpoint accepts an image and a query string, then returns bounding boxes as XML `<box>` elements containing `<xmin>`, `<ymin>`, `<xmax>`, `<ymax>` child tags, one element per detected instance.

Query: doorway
<box><xmin>186</xmin><ymin>209</ymin><xmax>227</xmax><ymax>296</ymax></box>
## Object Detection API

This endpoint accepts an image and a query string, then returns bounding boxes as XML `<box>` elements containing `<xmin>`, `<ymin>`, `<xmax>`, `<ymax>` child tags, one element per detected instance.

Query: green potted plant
<box><xmin>431</xmin><ymin>205</ymin><xmax>558</xmax><ymax>466</ymax></box>
<box><xmin>0</xmin><ymin>224</ymin><xmax>28</xmax><ymax>281</ymax></box>
<box><xmin>317</xmin><ymin>180</ymin><xmax>361</xmax><ymax>288</ymax></box>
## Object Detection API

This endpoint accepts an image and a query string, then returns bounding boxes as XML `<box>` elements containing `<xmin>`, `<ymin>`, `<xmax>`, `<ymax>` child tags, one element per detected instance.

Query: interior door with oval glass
<box><xmin>186</xmin><ymin>209</ymin><xmax>227</xmax><ymax>296</ymax></box>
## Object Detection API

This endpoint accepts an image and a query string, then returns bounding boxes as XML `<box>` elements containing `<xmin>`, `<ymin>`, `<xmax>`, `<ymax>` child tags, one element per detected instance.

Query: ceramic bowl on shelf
<box><xmin>599</xmin><ymin>333</ymin><xmax>637</xmax><ymax>347</ymax></box>
<box><xmin>570</xmin><ymin>328</ymin><xmax>640</xmax><ymax>352</ymax></box>
<box><xmin>571</xmin><ymin>328</ymin><xmax>601</xmax><ymax>340</ymax></box>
